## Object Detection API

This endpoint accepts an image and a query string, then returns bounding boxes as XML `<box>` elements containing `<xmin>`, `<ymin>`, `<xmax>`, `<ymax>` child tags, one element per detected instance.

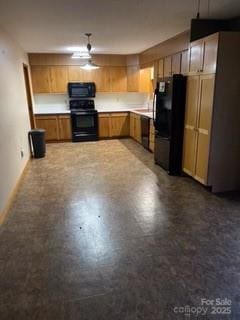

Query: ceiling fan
<box><xmin>71</xmin><ymin>33</ymin><xmax>100</xmax><ymax>70</ymax></box>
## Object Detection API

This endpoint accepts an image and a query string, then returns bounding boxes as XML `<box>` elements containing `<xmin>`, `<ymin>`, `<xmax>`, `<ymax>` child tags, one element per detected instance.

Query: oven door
<box><xmin>71</xmin><ymin>111</ymin><xmax>98</xmax><ymax>142</ymax></box>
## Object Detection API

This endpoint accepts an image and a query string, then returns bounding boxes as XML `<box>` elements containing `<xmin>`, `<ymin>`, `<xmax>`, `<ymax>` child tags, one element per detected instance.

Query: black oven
<box><xmin>70</xmin><ymin>100</ymin><xmax>98</xmax><ymax>142</ymax></box>
<box><xmin>68</xmin><ymin>82</ymin><xmax>96</xmax><ymax>98</ymax></box>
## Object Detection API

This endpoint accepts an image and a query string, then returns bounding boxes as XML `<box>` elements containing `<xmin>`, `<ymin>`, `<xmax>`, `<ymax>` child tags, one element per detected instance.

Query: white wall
<box><xmin>0</xmin><ymin>26</ymin><xmax>31</xmax><ymax>215</ymax></box>
<box><xmin>33</xmin><ymin>92</ymin><xmax>151</xmax><ymax>113</ymax></box>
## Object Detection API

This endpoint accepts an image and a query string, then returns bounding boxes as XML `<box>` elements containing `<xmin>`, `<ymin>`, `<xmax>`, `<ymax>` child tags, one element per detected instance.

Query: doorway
<box><xmin>23</xmin><ymin>64</ymin><xmax>35</xmax><ymax>129</ymax></box>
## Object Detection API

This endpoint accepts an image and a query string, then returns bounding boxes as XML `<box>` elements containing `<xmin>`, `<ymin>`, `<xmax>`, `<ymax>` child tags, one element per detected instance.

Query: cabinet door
<box><xmin>194</xmin><ymin>74</ymin><xmax>215</xmax><ymax>184</ymax></box>
<box><xmin>202</xmin><ymin>34</ymin><xmax>218</xmax><ymax>74</ymax></box>
<box><xmin>110</xmin><ymin>67</ymin><xmax>127</xmax><ymax>92</ymax></box>
<box><xmin>98</xmin><ymin>113</ymin><xmax>110</xmax><ymax>137</ymax></box>
<box><xmin>68</xmin><ymin>66</ymin><xmax>85</xmax><ymax>81</ymax></box>
<box><xmin>182</xmin><ymin>76</ymin><xmax>200</xmax><ymax>176</ymax></box>
<box><xmin>139</xmin><ymin>67</ymin><xmax>152</xmax><ymax>93</ymax></box>
<box><xmin>171</xmin><ymin>53</ymin><xmax>181</xmax><ymax>75</ymax></box>
<box><xmin>58</xmin><ymin>115</ymin><xmax>72</xmax><ymax>140</ymax></box>
<box><xmin>110</xmin><ymin>113</ymin><xmax>129</xmax><ymax>137</ymax></box>
<box><xmin>31</xmin><ymin>66</ymin><xmax>51</xmax><ymax>93</ymax></box>
<box><xmin>134</xmin><ymin>114</ymin><xmax>141</xmax><ymax>143</ymax></box>
<box><xmin>181</xmin><ymin>50</ymin><xmax>189</xmax><ymax>74</ymax></box>
<box><xmin>149</xmin><ymin>119</ymin><xmax>155</xmax><ymax>152</ymax></box>
<box><xmin>163</xmin><ymin>56</ymin><xmax>172</xmax><ymax>77</ymax></box>
<box><xmin>50</xmin><ymin>66</ymin><xmax>68</xmax><ymax>93</ymax></box>
<box><xmin>189</xmin><ymin>40</ymin><xmax>204</xmax><ymax>74</ymax></box>
<box><xmin>127</xmin><ymin>65</ymin><xmax>139</xmax><ymax>92</ymax></box>
<box><xmin>35</xmin><ymin>116</ymin><xmax>59</xmax><ymax>141</ymax></box>
<box><xmin>158</xmin><ymin>59</ymin><xmax>164</xmax><ymax>78</ymax></box>
<box><xmin>94</xmin><ymin>67</ymin><xmax>111</xmax><ymax>92</ymax></box>
<box><xmin>130</xmin><ymin>113</ymin><xmax>135</xmax><ymax>138</ymax></box>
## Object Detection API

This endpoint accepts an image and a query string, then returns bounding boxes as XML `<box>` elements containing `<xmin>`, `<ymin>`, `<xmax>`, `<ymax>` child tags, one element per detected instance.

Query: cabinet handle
<box><xmin>200</xmin><ymin>69</ymin><xmax>203</xmax><ymax>72</ymax></box>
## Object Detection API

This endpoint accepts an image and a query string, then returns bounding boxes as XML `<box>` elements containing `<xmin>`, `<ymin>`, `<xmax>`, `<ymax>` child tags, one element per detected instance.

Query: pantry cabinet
<box><xmin>182</xmin><ymin>74</ymin><xmax>214</xmax><ymax>184</ymax></box>
<box><xmin>35</xmin><ymin>114</ymin><xmax>71</xmax><ymax>141</ymax></box>
<box><xmin>189</xmin><ymin>33</ymin><xmax>218</xmax><ymax>75</ymax></box>
<box><xmin>183</xmin><ymin>32</ymin><xmax>240</xmax><ymax>192</ymax></box>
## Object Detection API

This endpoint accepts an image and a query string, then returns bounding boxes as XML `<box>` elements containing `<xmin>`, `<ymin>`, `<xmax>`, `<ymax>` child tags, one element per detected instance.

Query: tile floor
<box><xmin>0</xmin><ymin>139</ymin><xmax>240</xmax><ymax>319</ymax></box>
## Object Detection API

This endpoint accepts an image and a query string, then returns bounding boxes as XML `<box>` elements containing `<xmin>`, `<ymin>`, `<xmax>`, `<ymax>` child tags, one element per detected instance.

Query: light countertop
<box><xmin>34</xmin><ymin>107</ymin><xmax>153</xmax><ymax>118</ymax></box>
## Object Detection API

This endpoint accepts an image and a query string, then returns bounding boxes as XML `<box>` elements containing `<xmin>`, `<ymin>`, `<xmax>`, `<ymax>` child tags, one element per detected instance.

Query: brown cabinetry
<box><xmin>130</xmin><ymin>112</ymin><xmax>141</xmax><ymax>143</ymax></box>
<box><xmin>171</xmin><ymin>53</ymin><xmax>181</xmax><ymax>75</ymax></box>
<box><xmin>149</xmin><ymin>119</ymin><xmax>155</xmax><ymax>152</ymax></box>
<box><xmin>181</xmin><ymin>50</ymin><xmax>189</xmax><ymax>74</ymax></box>
<box><xmin>35</xmin><ymin>114</ymin><xmax>71</xmax><ymax>141</ymax></box>
<box><xmin>139</xmin><ymin>67</ymin><xmax>153</xmax><ymax>93</ymax></box>
<box><xmin>163</xmin><ymin>56</ymin><xmax>172</xmax><ymax>77</ymax></box>
<box><xmin>50</xmin><ymin>66</ymin><xmax>68</xmax><ymax>93</ymax></box>
<box><xmin>183</xmin><ymin>31</ymin><xmax>240</xmax><ymax>192</ymax></box>
<box><xmin>31</xmin><ymin>66</ymin><xmax>51</xmax><ymax>93</ymax></box>
<box><xmin>189</xmin><ymin>33</ymin><xmax>218</xmax><ymax>75</ymax></box>
<box><xmin>158</xmin><ymin>59</ymin><xmax>164</xmax><ymax>78</ymax></box>
<box><xmin>98</xmin><ymin>112</ymin><xmax>129</xmax><ymax>138</ymax></box>
<box><xmin>110</xmin><ymin>67</ymin><xmax>127</xmax><ymax>92</ymax></box>
<box><xmin>127</xmin><ymin>65</ymin><xmax>139</xmax><ymax>92</ymax></box>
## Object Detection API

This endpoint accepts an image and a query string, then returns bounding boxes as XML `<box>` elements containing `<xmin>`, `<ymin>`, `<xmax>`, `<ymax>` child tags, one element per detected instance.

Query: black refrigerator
<box><xmin>153</xmin><ymin>74</ymin><xmax>186</xmax><ymax>175</ymax></box>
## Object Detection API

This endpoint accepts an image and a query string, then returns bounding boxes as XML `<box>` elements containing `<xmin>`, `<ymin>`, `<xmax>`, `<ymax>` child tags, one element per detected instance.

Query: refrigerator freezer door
<box><xmin>154</xmin><ymin>134</ymin><xmax>170</xmax><ymax>171</ymax></box>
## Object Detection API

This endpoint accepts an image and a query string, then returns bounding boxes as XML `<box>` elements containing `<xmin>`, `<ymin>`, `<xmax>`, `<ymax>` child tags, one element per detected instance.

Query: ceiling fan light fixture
<box><xmin>80</xmin><ymin>33</ymin><xmax>100</xmax><ymax>70</ymax></box>
<box><xmin>81</xmin><ymin>60</ymin><xmax>100</xmax><ymax>70</ymax></box>
<box><xmin>71</xmin><ymin>51</ymin><xmax>91</xmax><ymax>59</ymax></box>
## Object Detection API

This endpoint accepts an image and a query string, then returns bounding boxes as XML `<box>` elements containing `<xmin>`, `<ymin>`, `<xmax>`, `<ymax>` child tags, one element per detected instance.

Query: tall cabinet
<box><xmin>182</xmin><ymin>32</ymin><xmax>240</xmax><ymax>192</ymax></box>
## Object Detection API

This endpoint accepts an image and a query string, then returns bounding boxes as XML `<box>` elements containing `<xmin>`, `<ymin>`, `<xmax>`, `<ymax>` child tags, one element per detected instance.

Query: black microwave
<box><xmin>68</xmin><ymin>82</ymin><xmax>96</xmax><ymax>98</ymax></box>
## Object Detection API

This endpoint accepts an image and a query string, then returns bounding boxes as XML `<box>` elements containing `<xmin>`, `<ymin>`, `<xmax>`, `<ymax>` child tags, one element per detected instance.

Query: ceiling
<box><xmin>0</xmin><ymin>0</ymin><xmax>240</xmax><ymax>54</ymax></box>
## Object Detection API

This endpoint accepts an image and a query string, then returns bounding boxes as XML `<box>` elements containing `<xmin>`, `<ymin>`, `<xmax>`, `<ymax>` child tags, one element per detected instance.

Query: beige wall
<box><xmin>0</xmin><ymin>26</ymin><xmax>31</xmax><ymax>216</ymax></box>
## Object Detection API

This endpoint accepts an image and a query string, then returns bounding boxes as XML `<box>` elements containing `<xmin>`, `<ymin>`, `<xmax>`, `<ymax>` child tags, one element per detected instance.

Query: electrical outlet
<box><xmin>20</xmin><ymin>150</ymin><xmax>24</xmax><ymax>158</ymax></box>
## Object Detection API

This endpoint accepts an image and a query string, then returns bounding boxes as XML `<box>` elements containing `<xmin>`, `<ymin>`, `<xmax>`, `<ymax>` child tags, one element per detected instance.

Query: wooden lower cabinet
<box><xmin>98</xmin><ymin>112</ymin><xmax>129</xmax><ymax>138</ymax></box>
<box><xmin>58</xmin><ymin>115</ymin><xmax>72</xmax><ymax>140</ymax></box>
<box><xmin>35</xmin><ymin>114</ymin><xmax>71</xmax><ymax>142</ymax></box>
<box><xmin>149</xmin><ymin>119</ymin><xmax>155</xmax><ymax>152</ymax></box>
<box><xmin>130</xmin><ymin>112</ymin><xmax>141</xmax><ymax>143</ymax></box>
<box><xmin>98</xmin><ymin>113</ymin><xmax>111</xmax><ymax>138</ymax></box>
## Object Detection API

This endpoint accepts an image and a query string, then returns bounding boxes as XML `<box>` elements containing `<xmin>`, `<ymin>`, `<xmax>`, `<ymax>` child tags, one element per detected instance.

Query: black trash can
<box><xmin>28</xmin><ymin>129</ymin><xmax>46</xmax><ymax>158</ymax></box>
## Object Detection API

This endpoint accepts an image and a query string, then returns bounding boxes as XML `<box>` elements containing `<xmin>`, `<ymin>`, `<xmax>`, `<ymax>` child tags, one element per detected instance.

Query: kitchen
<box><xmin>1</xmin><ymin>0</ymin><xmax>240</xmax><ymax>319</ymax></box>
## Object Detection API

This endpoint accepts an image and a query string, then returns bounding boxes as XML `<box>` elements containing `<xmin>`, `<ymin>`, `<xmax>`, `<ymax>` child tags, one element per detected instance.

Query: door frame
<box><xmin>23</xmin><ymin>64</ymin><xmax>35</xmax><ymax>129</ymax></box>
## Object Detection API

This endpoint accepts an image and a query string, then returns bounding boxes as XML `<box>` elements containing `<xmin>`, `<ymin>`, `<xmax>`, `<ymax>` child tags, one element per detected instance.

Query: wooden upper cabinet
<box><xmin>88</xmin><ymin>67</ymin><xmax>111</xmax><ymax>92</ymax></box>
<box><xmin>31</xmin><ymin>66</ymin><xmax>51</xmax><ymax>93</ymax></box>
<box><xmin>171</xmin><ymin>53</ymin><xmax>181</xmax><ymax>75</ymax></box>
<box><xmin>127</xmin><ymin>65</ymin><xmax>139</xmax><ymax>92</ymax></box>
<box><xmin>58</xmin><ymin>115</ymin><xmax>72</xmax><ymax>140</ymax></box>
<box><xmin>202</xmin><ymin>33</ymin><xmax>218</xmax><ymax>74</ymax></box>
<box><xmin>110</xmin><ymin>67</ymin><xmax>127</xmax><ymax>92</ymax></box>
<box><xmin>139</xmin><ymin>67</ymin><xmax>152</xmax><ymax>93</ymax></box>
<box><xmin>163</xmin><ymin>56</ymin><xmax>172</xmax><ymax>77</ymax></box>
<box><xmin>68</xmin><ymin>66</ymin><xmax>85</xmax><ymax>81</ymax></box>
<box><xmin>189</xmin><ymin>40</ymin><xmax>204</xmax><ymax>74</ymax></box>
<box><xmin>181</xmin><ymin>50</ymin><xmax>189</xmax><ymax>74</ymax></box>
<box><xmin>158</xmin><ymin>59</ymin><xmax>164</xmax><ymax>78</ymax></box>
<box><xmin>50</xmin><ymin>66</ymin><xmax>68</xmax><ymax>93</ymax></box>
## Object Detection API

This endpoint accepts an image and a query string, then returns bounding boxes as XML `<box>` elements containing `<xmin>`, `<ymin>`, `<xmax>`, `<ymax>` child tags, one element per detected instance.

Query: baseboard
<box><xmin>0</xmin><ymin>158</ymin><xmax>30</xmax><ymax>226</ymax></box>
